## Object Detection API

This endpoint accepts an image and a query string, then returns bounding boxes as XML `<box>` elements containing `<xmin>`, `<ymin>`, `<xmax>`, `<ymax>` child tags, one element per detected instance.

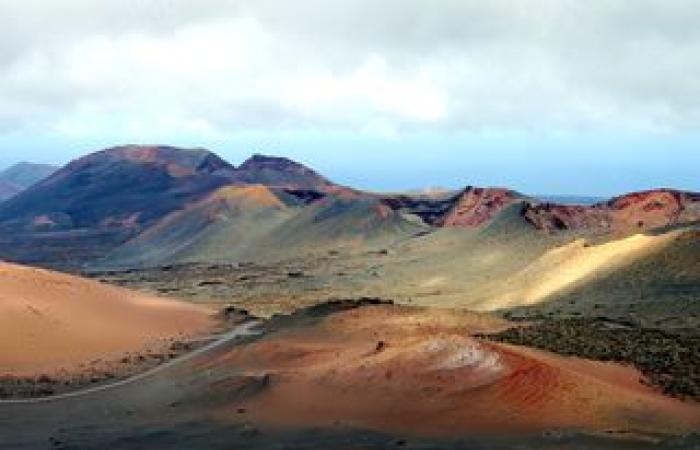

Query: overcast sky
<box><xmin>1</xmin><ymin>0</ymin><xmax>698</xmax><ymax>195</ymax></box>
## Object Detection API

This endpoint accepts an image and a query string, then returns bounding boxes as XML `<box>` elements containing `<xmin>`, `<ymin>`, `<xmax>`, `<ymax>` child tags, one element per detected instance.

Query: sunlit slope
<box><xmin>479</xmin><ymin>230</ymin><xmax>682</xmax><ymax>310</ymax></box>
<box><xmin>506</xmin><ymin>228</ymin><xmax>700</xmax><ymax>328</ymax></box>
<box><xmin>356</xmin><ymin>203</ymin><xmax>566</xmax><ymax>306</ymax></box>
<box><xmin>0</xmin><ymin>262</ymin><xmax>214</xmax><ymax>375</ymax></box>
<box><xmin>352</xmin><ymin>208</ymin><xmax>697</xmax><ymax>322</ymax></box>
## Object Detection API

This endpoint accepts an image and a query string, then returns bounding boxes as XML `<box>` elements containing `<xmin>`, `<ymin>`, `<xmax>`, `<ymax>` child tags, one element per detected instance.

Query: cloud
<box><xmin>0</xmin><ymin>0</ymin><xmax>698</xmax><ymax>139</ymax></box>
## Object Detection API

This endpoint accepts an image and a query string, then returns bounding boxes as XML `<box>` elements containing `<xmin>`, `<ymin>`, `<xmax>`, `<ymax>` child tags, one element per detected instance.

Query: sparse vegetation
<box><xmin>482</xmin><ymin>319</ymin><xmax>700</xmax><ymax>401</ymax></box>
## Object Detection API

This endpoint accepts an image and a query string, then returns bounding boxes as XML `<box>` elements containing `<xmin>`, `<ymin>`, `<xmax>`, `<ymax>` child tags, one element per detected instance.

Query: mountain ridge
<box><xmin>0</xmin><ymin>162</ymin><xmax>58</xmax><ymax>201</ymax></box>
<box><xmin>0</xmin><ymin>144</ymin><xmax>698</xmax><ymax>269</ymax></box>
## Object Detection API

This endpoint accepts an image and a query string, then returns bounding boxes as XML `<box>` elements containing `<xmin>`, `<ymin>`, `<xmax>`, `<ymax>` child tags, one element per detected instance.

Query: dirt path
<box><xmin>0</xmin><ymin>320</ymin><xmax>261</xmax><ymax>405</ymax></box>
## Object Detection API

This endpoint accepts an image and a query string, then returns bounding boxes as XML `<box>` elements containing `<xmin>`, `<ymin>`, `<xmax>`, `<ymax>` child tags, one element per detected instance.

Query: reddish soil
<box><xmin>210</xmin><ymin>306</ymin><xmax>700</xmax><ymax>437</ymax></box>
<box><xmin>524</xmin><ymin>189</ymin><xmax>700</xmax><ymax>233</ymax></box>
<box><xmin>440</xmin><ymin>187</ymin><xmax>520</xmax><ymax>228</ymax></box>
<box><xmin>0</xmin><ymin>261</ymin><xmax>216</xmax><ymax>376</ymax></box>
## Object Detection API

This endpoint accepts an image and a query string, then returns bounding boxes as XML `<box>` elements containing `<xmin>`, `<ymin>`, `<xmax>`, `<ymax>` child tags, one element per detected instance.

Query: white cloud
<box><xmin>0</xmin><ymin>0</ymin><xmax>698</xmax><ymax>139</ymax></box>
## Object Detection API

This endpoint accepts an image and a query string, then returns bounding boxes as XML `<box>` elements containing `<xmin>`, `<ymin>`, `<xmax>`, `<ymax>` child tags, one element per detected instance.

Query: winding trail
<box><xmin>0</xmin><ymin>320</ymin><xmax>262</xmax><ymax>405</ymax></box>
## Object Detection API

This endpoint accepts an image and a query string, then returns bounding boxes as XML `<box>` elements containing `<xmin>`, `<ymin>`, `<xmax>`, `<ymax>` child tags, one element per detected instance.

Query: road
<box><xmin>0</xmin><ymin>320</ymin><xmax>262</xmax><ymax>405</ymax></box>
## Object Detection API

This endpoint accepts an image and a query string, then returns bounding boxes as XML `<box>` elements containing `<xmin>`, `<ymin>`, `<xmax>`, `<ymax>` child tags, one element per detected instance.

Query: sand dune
<box><xmin>210</xmin><ymin>306</ymin><xmax>700</xmax><ymax>437</ymax></box>
<box><xmin>0</xmin><ymin>262</ymin><xmax>215</xmax><ymax>376</ymax></box>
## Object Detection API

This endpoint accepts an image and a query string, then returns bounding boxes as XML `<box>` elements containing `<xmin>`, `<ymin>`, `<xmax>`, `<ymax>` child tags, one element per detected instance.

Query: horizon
<box><xmin>2</xmin><ymin>1</ymin><xmax>699</xmax><ymax>196</ymax></box>
<box><xmin>1</xmin><ymin>141</ymin><xmax>698</xmax><ymax>198</ymax></box>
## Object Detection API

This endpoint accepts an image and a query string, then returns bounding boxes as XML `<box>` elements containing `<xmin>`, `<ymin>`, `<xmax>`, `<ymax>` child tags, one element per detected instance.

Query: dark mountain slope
<box><xmin>0</xmin><ymin>181</ymin><xmax>20</xmax><ymax>202</ymax></box>
<box><xmin>0</xmin><ymin>162</ymin><xmax>58</xmax><ymax>201</ymax></box>
<box><xmin>0</xmin><ymin>162</ymin><xmax>58</xmax><ymax>188</ymax></box>
<box><xmin>0</xmin><ymin>146</ymin><xmax>235</xmax><ymax>231</ymax></box>
<box><xmin>230</xmin><ymin>154</ymin><xmax>333</xmax><ymax>189</ymax></box>
<box><xmin>0</xmin><ymin>146</ymin><xmax>236</xmax><ymax>267</ymax></box>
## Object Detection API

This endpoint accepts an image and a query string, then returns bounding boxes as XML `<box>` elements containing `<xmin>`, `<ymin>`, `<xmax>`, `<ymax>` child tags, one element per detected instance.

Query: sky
<box><xmin>0</xmin><ymin>0</ymin><xmax>698</xmax><ymax>196</ymax></box>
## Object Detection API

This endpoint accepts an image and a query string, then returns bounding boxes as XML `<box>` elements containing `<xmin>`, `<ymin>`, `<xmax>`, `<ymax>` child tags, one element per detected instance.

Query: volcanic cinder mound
<box><xmin>208</xmin><ymin>305</ymin><xmax>700</xmax><ymax>437</ymax></box>
<box><xmin>230</xmin><ymin>154</ymin><xmax>333</xmax><ymax>190</ymax></box>
<box><xmin>439</xmin><ymin>187</ymin><xmax>522</xmax><ymax>228</ymax></box>
<box><xmin>0</xmin><ymin>147</ymin><xmax>348</xmax><ymax>268</ymax></box>
<box><xmin>0</xmin><ymin>146</ymin><xmax>237</xmax><ymax>267</ymax></box>
<box><xmin>99</xmin><ymin>184</ymin><xmax>296</xmax><ymax>268</ymax></box>
<box><xmin>383</xmin><ymin>187</ymin><xmax>700</xmax><ymax>236</ymax></box>
<box><xmin>523</xmin><ymin>189</ymin><xmax>700</xmax><ymax>234</ymax></box>
<box><xmin>0</xmin><ymin>261</ymin><xmax>215</xmax><ymax>376</ymax></box>
<box><xmin>0</xmin><ymin>143</ymin><xmax>696</xmax><ymax>272</ymax></box>
<box><xmin>98</xmin><ymin>185</ymin><xmax>428</xmax><ymax>269</ymax></box>
<box><xmin>380</xmin><ymin>186</ymin><xmax>522</xmax><ymax>228</ymax></box>
<box><xmin>0</xmin><ymin>146</ymin><xmax>236</xmax><ymax>233</ymax></box>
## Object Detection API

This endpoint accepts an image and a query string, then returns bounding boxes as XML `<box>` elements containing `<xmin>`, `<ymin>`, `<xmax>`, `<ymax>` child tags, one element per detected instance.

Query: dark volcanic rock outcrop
<box><xmin>382</xmin><ymin>186</ymin><xmax>522</xmax><ymax>228</ymax></box>
<box><xmin>380</xmin><ymin>192</ymin><xmax>458</xmax><ymax>226</ymax></box>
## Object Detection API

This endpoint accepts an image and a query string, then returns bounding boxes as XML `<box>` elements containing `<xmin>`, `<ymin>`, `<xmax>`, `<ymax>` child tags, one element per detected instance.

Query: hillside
<box><xmin>0</xmin><ymin>181</ymin><xmax>20</xmax><ymax>202</ymax></box>
<box><xmin>505</xmin><ymin>227</ymin><xmax>700</xmax><ymax>330</ymax></box>
<box><xmin>0</xmin><ymin>147</ymin><xmax>340</xmax><ymax>268</ymax></box>
<box><xmin>219</xmin><ymin>305</ymin><xmax>700</xmax><ymax>435</ymax></box>
<box><xmin>0</xmin><ymin>146</ymin><xmax>236</xmax><ymax>232</ymax></box>
<box><xmin>382</xmin><ymin>187</ymin><xmax>700</xmax><ymax>235</ymax></box>
<box><xmin>0</xmin><ymin>146</ymin><xmax>236</xmax><ymax>267</ymax></box>
<box><xmin>380</xmin><ymin>187</ymin><xmax>522</xmax><ymax>227</ymax></box>
<box><xmin>97</xmin><ymin>186</ymin><xmax>429</xmax><ymax>269</ymax></box>
<box><xmin>230</xmin><ymin>154</ymin><xmax>332</xmax><ymax>189</ymax></box>
<box><xmin>523</xmin><ymin>189</ymin><xmax>700</xmax><ymax>234</ymax></box>
<box><xmin>0</xmin><ymin>142</ymin><xmax>695</xmax><ymax>272</ymax></box>
<box><xmin>0</xmin><ymin>261</ymin><xmax>214</xmax><ymax>376</ymax></box>
<box><xmin>0</xmin><ymin>162</ymin><xmax>58</xmax><ymax>201</ymax></box>
<box><xmin>99</xmin><ymin>185</ymin><xmax>298</xmax><ymax>268</ymax></box>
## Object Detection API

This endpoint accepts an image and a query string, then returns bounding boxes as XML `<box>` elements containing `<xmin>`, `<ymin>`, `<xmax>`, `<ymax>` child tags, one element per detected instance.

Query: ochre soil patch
<box><xmin>210</xmin><ymin>305</ymin><xmax>700</xmax><ymax>437</ymax></box>
<box><xmin>0</xmin><ymin>262</ymin><xmax>216</xmax><ymax>376</ymax></box>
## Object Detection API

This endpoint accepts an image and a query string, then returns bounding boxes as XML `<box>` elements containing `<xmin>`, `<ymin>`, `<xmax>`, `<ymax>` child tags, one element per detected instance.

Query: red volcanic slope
<box><xmin>440</xmin><ymin>187</ymin><xmax>521</xmax><ymax>227</ymax></box>
<box><xmin>524</xmin><ymin>189</ymin><xmax>700</xmax><ymax>233</ymax></box>
<box><xmin>210</xmin><ymin>306</ymin><xmax>700</xmax><ymax>436</ymax></box>
<box><xmin>401</xmin><ymin>187</ymin><xmax>700</xmax><ymax>233</ymax></box>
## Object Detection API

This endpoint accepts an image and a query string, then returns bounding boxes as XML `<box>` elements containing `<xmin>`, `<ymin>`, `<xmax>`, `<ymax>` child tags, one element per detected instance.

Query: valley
<box><xmin>0</xmin><ymin>146</ymin><xmax>698</xmax><ymax>449</ymax></box>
